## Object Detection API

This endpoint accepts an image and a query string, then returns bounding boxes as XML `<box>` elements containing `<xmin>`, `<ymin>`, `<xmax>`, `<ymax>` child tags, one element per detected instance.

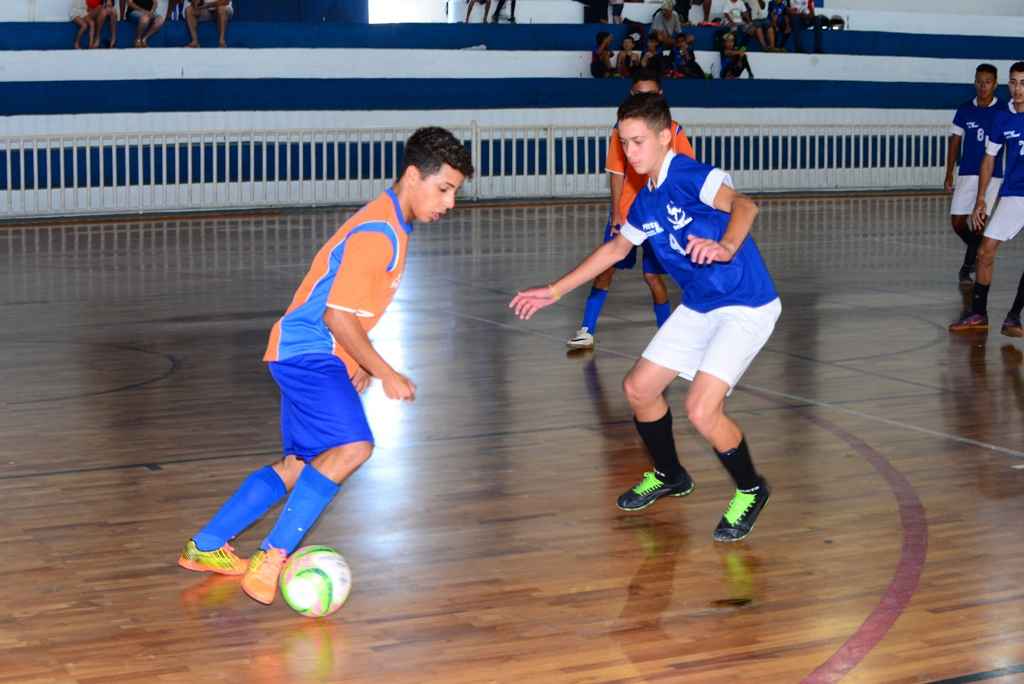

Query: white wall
<box><xmin>0</xmin><ymin>48</ymin><xmax>1016</xmax><ymax>84</ymax></box>
<box><xmin>828</xmin><ymin>0</ymin><xmax>1023</xmax><ymax>15</ymax></box>
<box><xmin>830</xmin><ymin>7</ymin><xmax>1024</xmax><ymax>36</ymax></box>
<box><xmin>368</xmin><ymin>0</ymin><xmax>447</xmax><ymax>24</ymax></box>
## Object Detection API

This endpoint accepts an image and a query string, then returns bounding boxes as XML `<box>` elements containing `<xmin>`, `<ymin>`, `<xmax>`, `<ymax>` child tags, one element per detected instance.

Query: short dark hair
<box><xmin>631</xmin><ymin>67</ymin><xmax>661</xmax><ymax>86</ymax></box>
<box><xmin>617</xmin><ymin>92</ymin><xmax>671</xmax><ymax>133</ymax></box>
<box><xmin>401</xmin><ymin>127</ymin><xmax>474</xmax><ymax>180</ymax></box>
<box><xmin>1011</xmin><ymin>61</ymin><xmax>1024</xmax><ymax>77</ymax></box>
<box><xmin>976</xmin><ymin>63</ymin><xmax>998</xmax><ymax>79</ymax></box>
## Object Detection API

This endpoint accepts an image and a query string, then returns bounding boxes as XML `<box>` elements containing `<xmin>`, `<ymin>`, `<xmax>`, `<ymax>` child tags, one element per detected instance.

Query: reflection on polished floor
<box><xmin>1</xmin><ymin>195</ymin><xmax>1023</xmax><ymax>684</ymax></box>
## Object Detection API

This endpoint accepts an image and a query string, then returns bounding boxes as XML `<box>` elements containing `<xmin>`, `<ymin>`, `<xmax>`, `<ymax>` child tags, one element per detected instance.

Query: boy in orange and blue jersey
<box><xmin>567</xmin><ymin>68</ymin><xmax>696</xmax><ymax>349</ymax></box>
<box><xmin>177</xmin><ymin>128</ymin><xmax>474</xmax><ymax>605</ymax></box>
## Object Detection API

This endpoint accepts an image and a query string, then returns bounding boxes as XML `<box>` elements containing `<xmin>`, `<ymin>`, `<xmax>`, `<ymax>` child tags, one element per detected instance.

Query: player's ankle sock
<box><xmin>262</xmin><ymin>465</ymin><xmax>340</xmax><ymax>554</ymax></box>
<box><xmin>634</xmin><ymin>410</ymin><xmax>685</xmax><ymax>482</ymax></box>
<box><xmin>1009</xmin><ymin>272</ymin><xmax>1024</xmax><ymax>318</ymax></box>
<box><xmin>972</xmin><ymin>282</ymin><xmax>990</xmax><ymax>316</ymax></box>
<box><xmin>715</xmin><ymin>437</ymin><xmax>760</xmax><ymax>491</ymax></box>
<box><xmin>653</xmin><ymin>301</ymin><xmax>671</xmax><ymax>328</ymax></box>
<box><xmin>581</xmin><ymin>287</ymin><xmax>609</xmax><ymax>333</ymax></box>
<box><xmin>194</xmin><ymin>465</ymin><xmax>287</xmax><ymax>552</ymax></box>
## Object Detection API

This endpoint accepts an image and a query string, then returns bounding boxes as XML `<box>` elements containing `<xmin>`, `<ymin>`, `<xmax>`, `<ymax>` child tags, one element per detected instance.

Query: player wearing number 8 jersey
<box><xmin>511</xmin><ymin>93</ymin><xmax>780</xmax><ymax>542</ymax></box>
<box><xmin>951</xmin><ymin>61</ymin><xmax>1024</xmax><ymax>337</ymax></box>
<box><xmin>944</xmin><ymin>64</ymin><xmax>1003</xmax><ymax>285</ymax></box>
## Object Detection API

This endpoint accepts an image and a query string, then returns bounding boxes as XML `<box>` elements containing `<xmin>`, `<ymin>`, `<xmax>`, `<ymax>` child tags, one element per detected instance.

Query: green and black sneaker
<box><xmin>616</xmin><ymin>470</ymin><xmax>695</xmax><ymax>511</ymax></box>
<box><xmin>713</xmin><ymin>478</ymin><xmax>770</xmax><ymax>543</ymax></box>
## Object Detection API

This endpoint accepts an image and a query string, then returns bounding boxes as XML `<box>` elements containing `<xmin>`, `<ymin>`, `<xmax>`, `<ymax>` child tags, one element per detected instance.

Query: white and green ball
<box><xmin>279</xmin><ymin>545</ymin><xmax>352</xmax><ymax>618</ymax></box>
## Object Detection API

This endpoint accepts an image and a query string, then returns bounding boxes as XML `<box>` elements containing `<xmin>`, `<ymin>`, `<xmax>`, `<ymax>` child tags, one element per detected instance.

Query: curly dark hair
<box><xmin>616</xmin><ymin>92</ymin><xmax>671</xmax><ymax>133</ymax></box>
<box><xmin>401</xmin><ymin>127</ymin><xmax>475</xmax><ymax>180</ymax></box>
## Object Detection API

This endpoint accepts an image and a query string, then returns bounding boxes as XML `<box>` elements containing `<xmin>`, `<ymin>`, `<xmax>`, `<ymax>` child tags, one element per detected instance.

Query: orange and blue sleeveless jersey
<box><xmin>606</xmin><ymin>120</ymin><xmax>695</xmax><ymax>222</ymax></box>
<box><xmin>263</xmin><ymin>188</ymin><xmax>411</xmax><ymax>375</ymax></box>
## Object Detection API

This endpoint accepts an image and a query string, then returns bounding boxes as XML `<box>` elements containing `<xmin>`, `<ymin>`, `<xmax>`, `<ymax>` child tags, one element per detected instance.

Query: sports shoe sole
<box><xmin>615</xmin><ymin>482</ymin><xmax>695</xmax><ymax>512</ymax></box>
<box><xmin>177</xmin><ymin>556</ymin><xmax>247</xmax><ymax>576</ymax></box>
<box><xmin>566</xmin><ymin>339</ymin><xmax>595</xmax><ymax>349</ymax></box>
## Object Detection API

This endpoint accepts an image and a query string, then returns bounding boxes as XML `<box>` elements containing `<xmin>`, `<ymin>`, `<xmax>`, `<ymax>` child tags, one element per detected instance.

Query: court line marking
<box><xmin>444</xmin><ymin>308</ymin><xmax>1024</xmax><ymax>460</ymax></box>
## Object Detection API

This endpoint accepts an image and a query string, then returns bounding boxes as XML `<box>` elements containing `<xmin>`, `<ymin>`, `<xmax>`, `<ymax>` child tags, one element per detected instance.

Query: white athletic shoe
<box><xmin>566</xmin><ymin>327</ymin><xmax>595</xmax><ymax>349</ymax></box>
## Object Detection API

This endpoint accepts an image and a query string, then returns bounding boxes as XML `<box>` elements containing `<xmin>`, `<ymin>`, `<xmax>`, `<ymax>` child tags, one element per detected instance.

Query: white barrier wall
<box><xmin>828</xmin><ymin>0</ymin><xmax>1024</xmax><ymax>15</ymax></box>
<box><xmin>0</xmin><ymin>48</ymin><xmax>1017</xmax><ymax>84</ymax></box>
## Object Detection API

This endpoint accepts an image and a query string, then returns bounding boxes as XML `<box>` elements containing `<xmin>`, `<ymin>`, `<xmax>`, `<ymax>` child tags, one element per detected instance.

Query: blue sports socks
<box><xmin>262</xmin><ymin>464</ymin><xmax>340</xmax><ymax>554</ymax></box>
<box><xmin>193</xmin><ymin>465</ymin><xmax>287</xmax><ymax>552</ymax></box>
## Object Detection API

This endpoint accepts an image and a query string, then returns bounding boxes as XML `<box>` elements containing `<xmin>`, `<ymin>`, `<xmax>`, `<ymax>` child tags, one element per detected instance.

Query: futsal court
<box><xmin>1</xmin><ymin>193</ymin><xmax>1022</xmax><ymax>683</ymax></box>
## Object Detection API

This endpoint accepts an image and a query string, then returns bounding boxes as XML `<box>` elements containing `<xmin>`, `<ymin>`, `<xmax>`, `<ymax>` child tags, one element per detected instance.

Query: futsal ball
<box><xmin>279</xmin><ymin>545</ymin><xmax>352</xmax><ymax>618</ymax></box>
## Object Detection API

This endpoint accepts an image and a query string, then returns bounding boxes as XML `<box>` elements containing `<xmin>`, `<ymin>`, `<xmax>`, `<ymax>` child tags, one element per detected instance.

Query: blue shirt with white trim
<box><xmin>621</xmin><ymin>152</ymin><xmax>777</xmax><ymax>313</ymax></box>
<box><xmin>951</xmin><ymin>97</ymin><xmax>1004</xmax><ymax>178</ymax></box>
<box><xmin>986</xmin><ymin>102</ymin><xmax>1024</xmax><ymax>198</ymax></box>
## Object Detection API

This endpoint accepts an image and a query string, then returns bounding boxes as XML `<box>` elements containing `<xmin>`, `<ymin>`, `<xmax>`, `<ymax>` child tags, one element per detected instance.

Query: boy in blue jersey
<box><xmin>512</xmin><ymin>93</ymin><xmax>781</xmax><ymax>542</ymax></box>
<box><xmin>952</xmin><ymin>61</ymin><xmax>1024</xmax><ymax>338</ymax></box>
<box><xmin>944</xmin><ymin>63</ymin><xmax>1002</xmax><ymax>285</ymax></box>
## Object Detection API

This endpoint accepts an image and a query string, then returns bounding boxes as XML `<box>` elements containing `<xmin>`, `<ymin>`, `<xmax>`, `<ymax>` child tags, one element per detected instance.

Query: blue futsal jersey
<box><xmin>952</xmin><ymin>97</ymin><xmax>1004</xmax><ymax>177</ymax></box>
<box><xmin>986</xmin><ymin>102</ymin><xmax>1024</xmax><ymax>198</ymax></box>
<box><xmin>621</xmin><ymin>153</ymin><xmax>778</xmax><ymax>313</ymax></box>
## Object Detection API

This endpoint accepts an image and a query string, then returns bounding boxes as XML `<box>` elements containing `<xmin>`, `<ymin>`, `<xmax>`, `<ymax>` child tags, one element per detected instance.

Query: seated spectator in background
<box><xmin>786</xmin><ymin>0</ymin><xmax>824</xmax><ymax>53</ymax></box>
<box><xmin>640</xmin><ymin>38</ymin><xmax>665</xmax><ymax>75</ymax></box>
<box><xmin>722</xmin><ymin>0</ymin><xmax>776</xmax><ymax>51</ymax></box>
<box><xmin>650</xmin><ymin>0</ymin><xmax>683</xmax><ymax>48</ymax></box>
<box><xmin>184</xmin><ymin>0</ymin><xmax>232</xmax><ymax>47</ymax></box>
<box><xmin>666</xmin><ymin>32</ymin><xmax>706</xmax><ymax>79</ymax></box>
<box><xmin>746</xmin><ymin>0</ymin><xmax>781</xmax><ymax>51</ymax></box>
<box><xmin>465</xmin><ymin>0</ymin><xmax>491</xmax><ymax>23</ymax></box>
<box><xmin>127</xmin><ymin>0</ymin><xmax>166</xmax><ymax>46</ymax></box>
<box><xmin>591</xmin><ymin>31</ymin><xmax>615</xmax><ymax>78</ymax></box>
<box><xmin>615</xmin><ymin>34</ymin><xmax>641</xmax><ymax>77</ymax></box>
<box><xmin>767</xmin><ymin>0</ymin><xmax>790</xmax><ymax>49</ymax></box>
<box><xmin>491</xmin><ymin>0</ymin><xmax>516</xmax><ymax>23</ymax></box>
<box><xmin>70</xmin><ymin>0</ymin><xmax>96</xmax><ymax>49</ymax></box>
<box><xmin>719</xmin><ymin>31</ymin><xmax>753</xmax><ymax>78</ymax></box>
<box><xmin>94</xmin><ymin>0</ymin><xmax>118</xmax><ymax>48</ymax></box>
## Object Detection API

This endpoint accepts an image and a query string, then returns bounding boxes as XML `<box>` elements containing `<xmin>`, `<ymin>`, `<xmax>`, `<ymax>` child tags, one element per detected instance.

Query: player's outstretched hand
<box><xmin>382</xmin><ymin>371</ymin><xmax>416</xmax><ymax>402</ymax></box>
<box><xmin>350</xmin><ymin>366</ymin><xmax>372</xmax><ymax>394</ymax></box>
<box><xmin>971</xmin><ymin>202</ymin><xmax>988</xmax><ymax>231</ymax></box>
<box><xmin>509</xmin><ymin>286</ymin><xmax>558</xmax><ymax>320</ymax></box>
<box><xmin>684</xmin><ymin>235</ymin><xmax>735</xmax><ymax>264</ymax></box>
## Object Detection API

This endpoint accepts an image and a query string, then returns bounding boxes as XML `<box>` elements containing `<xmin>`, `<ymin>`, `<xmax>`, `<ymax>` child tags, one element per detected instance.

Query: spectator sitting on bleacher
<box><xmin>88</xmin><ymin>0</ymin><xmax>118</xmax><ymax>48</ymax></box>
<box><xmin>591</xmin><ymin>31</ymin><xmax>615</xmax><ymax>78</ymax></box>
<box><xmin>721</xmin><ymin>0</ymin><xmax>775</xmax><ymax>51</ymax></box>
<box><xmin>615</xmin><ymin>34</ymin><xmax>641</xmax><ymax>78</ymax></box>
<box><xmin>126</xmin><ymin>0</ymin><xmax>167</xmax><ymax>47</ymax></box>
<box><xmin>650</xmin><ymin>1</ymin><xmax>684</xmax><ymax>49</ymax></box>
<box><xmin>665</xmin><ymin>33</ymin><xmax>707</xmax><ymax>79</ymax></box>
<box><xmin>719</xmin><ymin>31</ymin><xmax>753</xmax><ymax>78</ymax></box>
<box><xmin>745</xmin><ymin>0</ymin><xmax>781</xmax><ymax>51</ymax></box>
<box><xmin>767</xmin><ymin>0</ymin><xmax>790</xmax><ymax>49</ymax></box>
<box><xmin>465</xmin><ymin>0</ymin><xmax>491</xmax><ymax>23</ymax></box>
<box><xmin>183</xmin><ymin>0</ymin><xmax>232</xmax><ymax>47</ymax></box>
<box><xmin>70</xmin><ymin>0</ymin><xmax>97</xmax><ymax>49</ymax></box>
<box><xmin>673</xmin><ymin>0</ymin><xmax>712</xmax><ymax>25</ymax></box>
<box><xmin>640</xmin><ymin>38</ymin><xmax>664</xmax><ymax>75</ymax></box>
<box><xmin>786</xmin><ymin>0</ymin><xmax>824</xmax><ymax>53</ymax></box>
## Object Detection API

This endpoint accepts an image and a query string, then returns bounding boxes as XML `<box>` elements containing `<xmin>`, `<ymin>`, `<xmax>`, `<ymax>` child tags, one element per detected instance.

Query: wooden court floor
<box><xmin>1</xmin><ymin>195</ymin><xmax>1023</xmax><ymax>684</ymax></box>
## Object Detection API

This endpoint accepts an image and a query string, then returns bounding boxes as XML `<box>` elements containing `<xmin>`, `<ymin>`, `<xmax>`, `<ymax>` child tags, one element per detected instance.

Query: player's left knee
<box><xmin>685</xmin><ymin>397</ymin><xmax>720</xmax><ymax>436</ymax></box>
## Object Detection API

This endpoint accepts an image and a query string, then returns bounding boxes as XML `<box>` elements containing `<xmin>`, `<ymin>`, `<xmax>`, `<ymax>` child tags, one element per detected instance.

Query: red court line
<box><xmin>798</xmin><ymin>411</ymin><xmax>929</xmax><ymax>683</ymax></box>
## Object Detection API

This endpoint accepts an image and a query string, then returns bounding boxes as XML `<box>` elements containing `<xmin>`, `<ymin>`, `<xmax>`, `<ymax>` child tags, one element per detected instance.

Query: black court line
<box><xmin>927</xmin><ymin>664</ymin><xmax>1024</xmax><ymax>683</ymax></box>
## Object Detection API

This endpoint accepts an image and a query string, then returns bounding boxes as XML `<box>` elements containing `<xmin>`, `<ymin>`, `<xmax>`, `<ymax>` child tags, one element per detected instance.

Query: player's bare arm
<box><xmin>510</xmin><ymin>235</ymin><xmax>634</xmax><ymax>319</ymax></box>
<box><xmin>684</xmin><ymin>184</ymin><xmax>758</xmax><ymax>265</ymax></box>
<box><xmin>973</xmin><ymin>154</ymin><xmax>996</xmax><ymax>229</ymax></box>
<box><xmin>324</xmin><ymin>308</ymin><xmax>416</xmax><ymax>401</ymax></box>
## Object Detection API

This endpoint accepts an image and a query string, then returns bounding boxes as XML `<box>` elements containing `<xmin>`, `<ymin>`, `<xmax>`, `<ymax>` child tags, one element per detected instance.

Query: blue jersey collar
<box><xmin>386</xmin><ymin>187</ymin><xmax>414</xmax><ymax>234</ymax></box>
